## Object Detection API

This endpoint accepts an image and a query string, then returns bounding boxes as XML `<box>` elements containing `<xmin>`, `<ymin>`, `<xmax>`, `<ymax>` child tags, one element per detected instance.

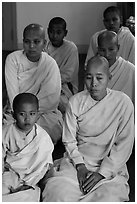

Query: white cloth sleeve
<box><xmin>62</xmin><ymin>101</ymin><xmax>84</xmax><ymax>165</ymax></box>
<box><xmin>98</xmin><ymin>101</ymin><xmax>134</xmax><ymax>179</ymax></box>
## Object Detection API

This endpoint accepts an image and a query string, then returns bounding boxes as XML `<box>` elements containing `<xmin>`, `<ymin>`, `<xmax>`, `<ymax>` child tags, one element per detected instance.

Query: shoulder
<box><xmin>2</xmin><ymin>123</ymin><xmax>14</xmax><ymax>141</ymax></box>
<box><xmin>69</xmin><ymin>90</ymin><xmax>86</xmax><ymax>101</ymax></box>
<box><xmin>6</xmin><ymin>50</ymin><xmax>23</xmax><ymax>61</ymax></box>
<box><xmin>35</xmin><ymin>124</ymin><xmax>53</xmax><ymax>142</ymax></box>
<box><xmin>65</xmin><ymin>91</ymin><xmax>87</xmax><ymax>116</ymax></box>
<box><xmin>119</xmin><ymin>26</ymin><xmax>135</xmax><ymax>40</ymax></box>
<box><xmin>3</xmin><ymin>124</ymin><xmax>10</xmax><ymax>134</ymax></box>
<box><xmin>124</xmin><ymin>60</ymin><xmax>135</xmax><ymax>71</ymax></box>
<box><xmin>42</xmin><ymin>51</ymin><xmax>55</xmax><ymax>62</ymax></box>
<box><xmin>41</xmin><ymin>51</ymin><xmax>59</xmax><ymax>68</ymax></box>
<box><xmin>110</xmin><ymin>89</ymin><xmax>134</xmax><ymax>110</ymax></box>
<box><xmin>35</xmin><ymin>124</ymin><xmax>53</xmax><ymax>146</ymax></box>
<box><xmin>68</xmin><ymin>90</ymin><xmax>89</xmax><ymax>110</ymax></box>
<box><xmin>119</xmin><ymin>57</ymin><xmax>135</xmax><ymax>71</ymax></box>
<box><xmin>35</xmin><ymin>123</ymin><xmax>49</xmax><ymax>136</ymax></box>
<box><xmin>3</xmin><ymin>123</ymin><xmax>14</xmax><ymax>132</ymax></box>
<box><xmin>63</xmin><ymin>39</ymin><xmax>78</xmax><ymax>51</ymax></box>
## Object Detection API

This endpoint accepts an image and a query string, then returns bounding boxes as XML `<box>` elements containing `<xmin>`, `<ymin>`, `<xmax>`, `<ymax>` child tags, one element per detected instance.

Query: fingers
<box><xmin>86</xmin><ymin>172</ymin><xmax>93</xmax><ymax>179</ymax></box>
<box><xmin>79</xmin><ymin>176</ymin><xmax>87</xmax><ymax>194</ymax></box>
<box><xmin>77</xmin><ymin>168</ymin><xmax>91</xmax><ymax>194</ymax></box>
<box><xmin>82</xmin><ymin>174</ymin><xmax>97</xmax><ymax>194</ymax></box>
<box><xmin>82</xmin><ymin>181</ymin><xmax>97</xmax><ymax>194</ymax></box>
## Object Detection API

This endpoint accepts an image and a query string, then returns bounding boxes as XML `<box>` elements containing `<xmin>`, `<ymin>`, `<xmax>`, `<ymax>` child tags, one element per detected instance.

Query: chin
<box><xmin>90</xmin><ymin>94</ymin><xmax>99</xmax><ymax>101</ymax></box>
<box><xmin>53</xmin><ymin>43</ymin><xmax>61</xmax><ymax>47</ymax></box>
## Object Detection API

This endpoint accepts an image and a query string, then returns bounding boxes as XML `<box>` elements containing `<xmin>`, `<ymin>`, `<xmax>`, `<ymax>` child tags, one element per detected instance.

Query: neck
<box><xmin>15</xmin><ymin>123</ymin><xmax>33</xmax><ymax>136</ymax></box>
<box><xmin>26</xmin><ymin>54</ymin><xmax>41</xmax><ymax>62</ymax></box>
<box><xmin>90</xmin><ymin>89</ymin><xmax>107</xmax><ymax>101</ymax></box>
<box><xmin>51</xmin><ymin>40</ymin><xmax>64</xmax><ymax>48</ymax></box>
<box><xmin>109</xmin><ymin>58</ymin><xmax>116</xmax><ymax>67</ymax></box>
<box><xmin>117</xmin><ymin>27</ymin><xmax>122</xmax><ymax>34</ymax></box>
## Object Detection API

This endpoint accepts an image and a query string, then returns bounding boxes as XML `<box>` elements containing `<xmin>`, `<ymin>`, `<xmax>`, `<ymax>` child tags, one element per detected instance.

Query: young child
<box><xmin>85</xmin><ymin>6</ymin><xmax>135</xmax><ymax>66</ymax></box>
<box><xmin>42</xmin><ymin>56</ymin><xmax>134</xmax><ymax>202</ymax></box>
<box><xmin>2</xmin><ymin>93</ymin><xmax>54</xmax><ymax>202</ymax></box>
<box><xmin>45</xmin><ymin>17</ymin><xmax>79</xmax><ymax>114</ymax></box>
<box><xmin>97</xmin><ymin>30</ymin><xmax>135</xmax><ymax>104</ymax></box>
<box><xmin>4</xmin><ymin>23</ymin><xmax>63</xmax><ymax>145</ymax></box>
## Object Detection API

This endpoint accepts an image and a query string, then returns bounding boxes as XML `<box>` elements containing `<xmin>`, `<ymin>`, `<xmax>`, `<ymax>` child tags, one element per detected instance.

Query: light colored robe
<box><xmin>45</xmin><ymin>39</ymin><xmax>79</xmax><ymax>111</ymax></box>
<box><xmin>2</xmin><ymin>123</ymin><xmax>54</xmax><ymax>202</ymax></box>
<box><xmin>42</xmin><ymin>89</ymin><xmax>134</xmax><ymax>202</ymax></box>
<box><xmin>108</xmin><ymin>57</ymin><xmax>135</xmax><ymax>104</ymax></box>
<box><xmin>85</xmin><ymin>26</ymin><xmax>135</xmax><ymax>66</ymax></box>
<box><xmin>4</xmin><ymin>50</ymin><xmax>63</xmax><ymax>144</ymax></box>
<box><xmin>84</xmin><ymin>56</ymin><xmax>135</xmax><ymax>105</ymax></box>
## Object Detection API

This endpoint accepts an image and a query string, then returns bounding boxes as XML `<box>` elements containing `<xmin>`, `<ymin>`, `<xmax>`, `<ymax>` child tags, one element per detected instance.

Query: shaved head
<box><xmin>13</xmin><ymin>93</ymin><xmax>39</xmax><ymax>113</ymax></box>
<box><xmin>86</xmin><ymin>55</ymin><xmax>110</xmax><ymax>75</ymax></box>
<box><xmin>23</xmin><ymin>24</ymin><xmax>45</xmax><ymax>39</ymax></box>
<box><xmin>85</xmin><ymin>55</ymin><xmax>111</xmax><ymax>101</ymax></box>
<box><xmin>97</xmin><ymin>30</ymin><xmax>119</xmax><ymax>66</ymax></box>
<box><xmin>98</xmin><ymin>30</ymin><xmax>118</xmax><ymax>47</ymax></box>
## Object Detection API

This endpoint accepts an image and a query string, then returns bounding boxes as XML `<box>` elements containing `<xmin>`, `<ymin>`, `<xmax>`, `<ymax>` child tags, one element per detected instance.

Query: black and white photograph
<box><xmin>2</xmin><ymin>1</ymin><xmax>135</xmax><ymax>202</ymax></box>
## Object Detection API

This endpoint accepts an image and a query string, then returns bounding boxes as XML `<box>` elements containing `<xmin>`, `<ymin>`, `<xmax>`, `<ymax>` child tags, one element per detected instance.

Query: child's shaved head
<box><xmin>98</xmin><ymin>30</ymin><xmax>118</xmax><ymax>47</ymax></box>
<box><xmin>13</xmin><ymin>93</ymin><xmax>39</xmax><ymax>113</ymax></box>
<box><xmin>23</xmin><ymin>24</ymin><xmax>45</xmax><ymax>39</ymax></box>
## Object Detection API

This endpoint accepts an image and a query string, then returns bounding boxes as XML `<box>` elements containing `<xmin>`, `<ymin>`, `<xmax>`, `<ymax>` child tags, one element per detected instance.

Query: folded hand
<box><xmin>82</xmin><ymin>172</ymin><xmax>104</xmax><ymax>194</ymax></box>
<box><xmin>76</xmin><ymin>164</ymin><xmax>90</xmax><ymax>194</ymax></box>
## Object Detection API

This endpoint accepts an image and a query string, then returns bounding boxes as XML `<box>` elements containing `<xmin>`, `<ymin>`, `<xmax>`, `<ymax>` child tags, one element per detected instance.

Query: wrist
<box><xmin>99</xmin><ymin>173</ymin><xmax>105</xmax><ymax>179</ymax></box>
<box><xmin>76</xmin><ymin>163</ymin><xmax>85</xmax><ymax>171</ymax></box>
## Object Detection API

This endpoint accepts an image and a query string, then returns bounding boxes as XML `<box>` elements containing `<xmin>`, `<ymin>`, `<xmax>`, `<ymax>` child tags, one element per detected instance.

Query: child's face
<box><xmin>23</xmin><ymin>30</ymin><xmax>46</xmax><ymax>62</ymax></box>
<box><xmin>98</xmin><ymin>38</ymin><xmax>119</xmax><ymax>66</ymax></box>
<box><xmin>48</xmin><ymin>24</ymin><xmax>67</xmax><ymax>47</ymax></box>
<box><xmin>14</xmin><ymin>102</ymin><xmax>39</xmax><ymax>133</ymax></box>
<box><xmin>85</xmin><ymin>62</ymin><xmax>109</xmax><ymax>101</ymax></box>
<box><xmin>103</xmin><ymin>11</ymin><xmax>121</xmax><ymax>33</ymax></box>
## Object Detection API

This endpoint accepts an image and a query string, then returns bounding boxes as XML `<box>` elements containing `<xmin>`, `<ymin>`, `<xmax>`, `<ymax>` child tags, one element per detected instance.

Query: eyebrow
<box><xmin>86</xmin><ymin>72</ymin><xmax>104</xmax><ymax>76</ymax></box>
<box><xmin>96</xmin><ymin>73</ymin><xmax>104</xmax><ymax>75</ymax></box>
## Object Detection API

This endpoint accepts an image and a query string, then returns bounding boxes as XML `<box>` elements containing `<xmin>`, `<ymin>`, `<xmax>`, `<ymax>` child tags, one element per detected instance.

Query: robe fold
<box><xmin>85</xmin><ymin>26</ymin><xmax>135</xmax><ymax>66</ymax></box>
<box><xmin>42</xmin><ymin>89</ymin><xmax>134</xmax><ymax>202</ymax></box>
<box><xmin>45</xmin><ymin>39</ymin><xmax>79</xmax><ymax>111</ymax></box>
<box><xmin>4</xmin><ymin>50</ymin><xmax>63</xmax><ymax>143</ymax></box>
<box><xmin>2</xmin><ymin>123</ymin><xmax>54</xmax><ymax>202</ymax></box>
<box><xmin>108</xmin><ymin>57</ymin><xmax>135</xmax><ymax>104</ymax></box>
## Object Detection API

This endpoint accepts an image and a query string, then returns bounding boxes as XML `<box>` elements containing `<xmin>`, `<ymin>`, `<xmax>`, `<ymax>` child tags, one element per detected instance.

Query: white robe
<box><xmin>2</xmin><ymin>123</ymin><xmax>54</xmax><ymax>202</ymax></box>
<box><xmin>85</xmin><ymin>26</ymin><xmax>135</xmax><ymax>66</ymax></box>
<box><xmin>108</xmin><ymin>57</ymin><xmax>135</xmax><ymax>104</ymax></box>
<box><xmin>45</xmin><ymin>39</ymin><xmax>79</xmax><ymax>112</ymax></box>
<box><xmin>4</xmin><ymin>50</ymin><xmax>63</xmax><ymax>144</ymax></box>
<box><xmin>42</xmin><ymin>89</ymin><xmax>134</xmax><ymax>202</ymax></box>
